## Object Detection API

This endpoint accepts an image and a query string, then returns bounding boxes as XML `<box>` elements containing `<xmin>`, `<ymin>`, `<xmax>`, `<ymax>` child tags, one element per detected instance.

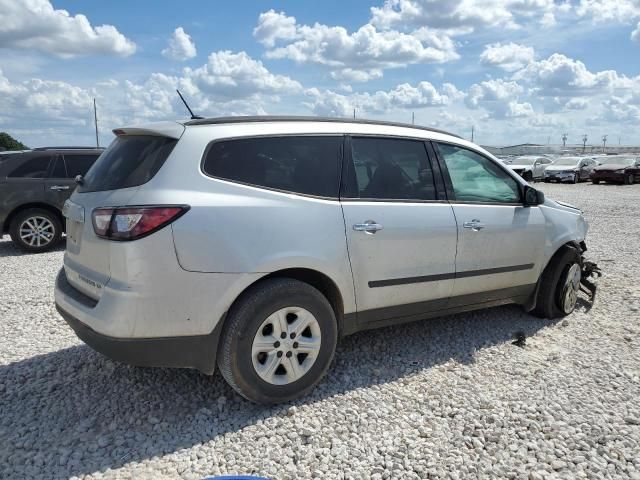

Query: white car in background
<box><xmin>503</xmin><ymin>156</ymin><xmax>553</xmax><ymax>182</ymax></box>
<box><xmin>544</xmin><ymin>157</ymin><xmax>598</xmax><ymax>183</ymax></box>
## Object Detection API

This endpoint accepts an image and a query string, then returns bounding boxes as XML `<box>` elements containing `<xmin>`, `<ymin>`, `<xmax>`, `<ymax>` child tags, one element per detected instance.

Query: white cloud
<box><xmin>0</xmin><ymin>0</ymin><xmax>136</xmax><ymax>58</ymax></box>
<box><xmin>254</xmin><ymin>11</ymin><xmax>459</xmax><ymax>81</ymax></box>
<box><xmin>162</xmin><ymin>27</ymin><xmax>196</xmax><ymax>61</ymax></box>
<box><xmin>370</xmin><ymin>0</ymin><xmax>559</xmax><ymax>31</ymax></box>
<box><xmin>480</xmin><ymin>42</ymin><xmax>535</xmax><ymax>72</ymax></box>
<box><xmin>514</xmin><ymin>53</ymin><xmax>624</xmax><ymax>97</ymax></box>
<box><xmin>305</xmin><ymin>81</ymin><xmax>453</xmax><ymax>116</ymax></box>
<box><xmin>632</xmin><ymin>22</ymin><xmax>640</xmax><ymax>43</ymax></box>
<box><xmin>575</xmin><ymin>0</ymin><xmax>640</xmax><ymax>23</ymax></box>
<box><xmin>253</xmin><ymin>10</ymin><xmax>298</xmax><ymax>48</ymax></box>
<box><xmin>465</xmin><ymin>79</ymin><xmax>533</xmax><ymax>118</ymax></box>
<box><xmin>182</xmin><ymin>51</ymin><xmax>302</xmax><ymax>99</ymax></box>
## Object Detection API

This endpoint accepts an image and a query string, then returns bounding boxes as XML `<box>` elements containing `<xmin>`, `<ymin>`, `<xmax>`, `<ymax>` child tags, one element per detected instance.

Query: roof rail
<box><xmin>32</xmin><ymin>146</ymin><xmax>105</xmax><ymax>151</ymax></box>
<box><xmin>183</xmin><ymin>115</ymin><xmax>462</xmax><ymax>139</ymax></box>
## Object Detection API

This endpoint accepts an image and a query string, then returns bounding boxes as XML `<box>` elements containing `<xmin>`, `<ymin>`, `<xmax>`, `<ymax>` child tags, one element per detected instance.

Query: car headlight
<box><xmin>615</xmin><ymin>168</ymin><xmax>626</xmax><ymax>173</ymax></box>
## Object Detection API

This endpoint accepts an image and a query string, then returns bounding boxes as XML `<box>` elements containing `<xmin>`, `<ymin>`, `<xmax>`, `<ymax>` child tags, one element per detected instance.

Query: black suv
<box><xmin>0</xmin><ymin>147</ymin><xmax>103</xmax><ymax>252</ymax></box>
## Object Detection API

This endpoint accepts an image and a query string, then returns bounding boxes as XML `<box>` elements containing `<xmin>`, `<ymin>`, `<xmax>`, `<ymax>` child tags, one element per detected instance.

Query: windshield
<box><xmin>512</xmin><ymin>157</ymin><xmax>537</xmax><ymax>165</ymax></box>
<box><xmin>598</xmin><ymin>157</ymin><xmax>636</xmax><ymax>166</ymax></box>
<box><xmin>552</xmin><ymin>157</ymin><xmax>581</xmax><ymax>166</ymax></box>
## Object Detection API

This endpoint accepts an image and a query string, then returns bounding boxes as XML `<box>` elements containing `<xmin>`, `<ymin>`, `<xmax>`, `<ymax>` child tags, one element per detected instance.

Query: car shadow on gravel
<box><xmin>0</xmin><ymin>236</ymin><xmax>66</xmax><ymax>257</ymax></box>
<box><xmin>0</xmin><ymin>305</ymin><xmax>558</xmax><ymax>478</ymax></box>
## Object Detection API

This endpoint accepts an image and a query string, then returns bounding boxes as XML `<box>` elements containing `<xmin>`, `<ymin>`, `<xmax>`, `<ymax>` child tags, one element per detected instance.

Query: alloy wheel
<box><xmin>251</xmin><ymin>307</ymin><xmax>322</xmax><ymax>385</ymax></box>
<box><xmin>19</xmin><ymin>216</ymin><xmax>55</xmax><ymax>247</ymax></box>
<box><xmin>561</xmin><ymin>263</ymin><xmax>581</xmax><ymax>314</ymax></box>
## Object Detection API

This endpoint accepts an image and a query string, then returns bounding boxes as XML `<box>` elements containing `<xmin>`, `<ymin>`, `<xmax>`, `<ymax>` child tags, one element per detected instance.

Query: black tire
<box><xmin>523</xmin><ymin>171</ymin><xmax>533</xmax><ymax>182</ymax></box>
<box><xmin>217</xmin><ymin>278</ymin><xmax>338</xmax><ymax>404</ymax></box>
<box><xmin>625</xmin><ymin>173</ymin><xmax>634</xmax><ymax>185</ymax></box>
<box><xmin>531</xmin><ymin>246</ymin><xmax>581</xmax><ymax>319</ymax></box>
<box><xmin>572</xmin><ymin>174</ymin><xmax>579</xmax><ymax>184</ymax></box>
<box><xmin>592</xmin><ymin>179</ymin><xmax>600</xmax><ymax>185</ymax></box>
<box><xmin>9</xmin><ymin>208</ymin><xmax>62</xmax><ymax>253</ymax></box>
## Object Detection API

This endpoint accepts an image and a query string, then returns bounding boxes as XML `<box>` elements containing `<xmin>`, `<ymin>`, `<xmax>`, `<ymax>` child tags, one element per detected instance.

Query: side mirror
<box><xmin>524</xmin><ymin>185</ymin><xmax>544</xmax><ymax>206</ymax></box>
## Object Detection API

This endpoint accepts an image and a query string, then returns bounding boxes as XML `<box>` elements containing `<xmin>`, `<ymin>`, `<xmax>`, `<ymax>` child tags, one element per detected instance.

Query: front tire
<box><xmin>532</xmin><ymin>246</ymin><xmax>582</xmax><ymax>319</ymax></box>
<box><xmin>217</xmin><ymin>278</ymin><xmax>338</xmax><ymax>404</ymax></box>
<box><xmin>625</xmin><ymin>173</ymin><xmax>634</xmax><ymax>185</ymax></box>
<box><xmin>572</xmin><ymin>174</ymin><xmax>579</xmax><ymax>184</ymax></box>
<box><xmin>9</xmin><ymin>208</ymin><xmax>62</xmax><ymax>253</ymax></box>
<box><xmin>592</xmin><ymin>179</ymin><xmax>600</xmax><ymax>184</ymax></box>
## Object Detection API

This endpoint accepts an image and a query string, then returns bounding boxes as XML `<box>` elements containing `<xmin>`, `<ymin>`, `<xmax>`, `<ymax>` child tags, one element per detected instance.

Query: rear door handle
<box><xmin>353</xmin><ymin>220</ymin><xmax>383</xmax><ymax>234</ymax></box>
<box><xmin>463</xmin><ymin>219</ymin><xmax>485</xmax><ymax>231</ymax></box>
<box><xmin>50</xmin><ymin>185</ymin><xmax>70</xmax><ymax>191</ymax></box>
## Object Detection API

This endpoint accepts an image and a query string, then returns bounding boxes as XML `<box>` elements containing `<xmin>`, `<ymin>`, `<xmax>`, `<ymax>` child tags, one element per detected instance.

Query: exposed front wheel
<box><xmin>592</xmin><ymin>179</ymin><xmax>600</xmax><ymax>184</ymax></box>
<box><xmin>532</xmin><ymin>246</ymin><xmax>582</xmax><ymax>319</ymax></box>
<box><xmin>625</xmin><ymin>173</ymin><xmax>634</xmax><ymax>185</ymax></box>
<box><xmin>9</xmin><ymin>208</ymin><xmax>62</xmax><ymax>253</ymax></box>
<box><xmin>572</xmin><ymin>174</ymin><xmax>579</xmax><ymax>184</ymax></box>
<box><xmin>217</xmin><ymin>278</ymin><xmax>338</xmax><ymax>404</ymax></box>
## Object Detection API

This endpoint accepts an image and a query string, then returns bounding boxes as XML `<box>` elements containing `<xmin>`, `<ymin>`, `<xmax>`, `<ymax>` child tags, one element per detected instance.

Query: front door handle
<box><xmin>463</xmin><ymin>219</ymin><xmax>485</xmax><ymax>231</ymax></box>
<box><xmin>353</xmin><ymin>220</ymin><xmax>383</xmax><ymax>234</ymax></box>
<box><xmin>50</xmin><ymin>185</ymin><xmax>70</xmax><ymax>191</ymax></box>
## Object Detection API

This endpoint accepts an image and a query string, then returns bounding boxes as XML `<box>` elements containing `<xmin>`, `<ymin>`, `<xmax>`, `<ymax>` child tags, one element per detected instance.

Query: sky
<box><xmin>1</xmin><ymin>0</ymin><xmax>640</xmax><ymax>148</ymax></box>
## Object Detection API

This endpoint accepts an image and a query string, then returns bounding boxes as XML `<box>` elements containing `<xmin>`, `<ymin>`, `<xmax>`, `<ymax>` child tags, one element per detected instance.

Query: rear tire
<box><xmin>217</xmin><ymin>278</ymin><xmax>338</xmax><ymax>404</ymax></box>
<box><xmin>592</xmin><ymin>179</ymin><xmax>600</xmax><ymax>185</ymax></box>
<box><xmin>532</xmin><ymin>246</ymin><xmax>582</xmax><ymax>319</ymax></box>
<box><xmin>9</xmin><ymin>208</ymin><xmax>62</xmax><ymax>253</ymax></box>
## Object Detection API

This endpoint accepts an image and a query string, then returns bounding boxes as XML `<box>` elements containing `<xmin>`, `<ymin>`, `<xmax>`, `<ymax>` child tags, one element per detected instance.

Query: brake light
<box><xmin>92</xmin><ymin>206</ymin><xmax>189</xmax><ymax>241</ymax></box>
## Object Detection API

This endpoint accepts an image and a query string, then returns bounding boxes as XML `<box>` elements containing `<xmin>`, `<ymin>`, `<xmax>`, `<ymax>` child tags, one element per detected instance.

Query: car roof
<box><xmin>182</xmin><ymin>115</ymin><xmax>462</xmax><ymax>139</ymax></box>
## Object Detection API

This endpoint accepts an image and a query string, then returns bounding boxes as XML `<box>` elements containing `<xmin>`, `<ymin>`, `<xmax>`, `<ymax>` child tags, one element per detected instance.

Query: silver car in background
<box><xmin>544</xmin><ymin>156</ymin><xmax>598</xmax><ymax>183</ymax></box>
<box><xmin>54</xmin><ymin>116</ymin><xmax>599</xmax><ymax>403</ymax></box>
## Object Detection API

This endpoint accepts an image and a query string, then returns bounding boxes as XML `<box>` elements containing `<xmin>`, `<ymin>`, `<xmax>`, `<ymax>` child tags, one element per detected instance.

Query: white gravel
<box><xmin>1</xmin><ymin>182</ymin><xmax>639</xmax><ymax>480</ymax></box>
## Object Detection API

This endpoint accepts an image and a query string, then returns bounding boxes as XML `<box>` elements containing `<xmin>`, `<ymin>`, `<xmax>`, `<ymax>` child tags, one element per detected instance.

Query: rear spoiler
<box><xmin>112</xmin><ymin>121</ymin><xmax>185</xmax><ymax>140</ymax></box>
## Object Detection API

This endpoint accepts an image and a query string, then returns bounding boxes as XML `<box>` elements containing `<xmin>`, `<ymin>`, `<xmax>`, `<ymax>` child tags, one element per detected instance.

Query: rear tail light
<box><xmin>92</xmin><ymin>205</ymin><xmax>189</xmax><ymax>241</ymax></box>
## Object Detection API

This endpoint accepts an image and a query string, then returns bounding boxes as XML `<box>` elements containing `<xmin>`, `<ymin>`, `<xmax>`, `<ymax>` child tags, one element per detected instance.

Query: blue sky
<box><xmin>1</xmin><ymin>0</ymin><xmax>640</xmax><ymax>147</ymax></box>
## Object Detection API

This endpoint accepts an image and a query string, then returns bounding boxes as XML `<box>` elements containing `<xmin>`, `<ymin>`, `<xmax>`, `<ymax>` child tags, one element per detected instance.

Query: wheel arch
<box><xmin>4</xmin><ymin>202</ymin><xmax>65</xmax><ymax>233</ymax></box>
<box><xmin>523</xmin><ymin>241</ymin><xmax>582</xmax><ymax>312</ymax></box>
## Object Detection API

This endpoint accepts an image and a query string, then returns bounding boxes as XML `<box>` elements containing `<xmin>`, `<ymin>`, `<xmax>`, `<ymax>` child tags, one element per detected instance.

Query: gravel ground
<box><xmin>1</xmin><ymin>182</ymin><xmax>639</xmax><ymax>480</ymax></box>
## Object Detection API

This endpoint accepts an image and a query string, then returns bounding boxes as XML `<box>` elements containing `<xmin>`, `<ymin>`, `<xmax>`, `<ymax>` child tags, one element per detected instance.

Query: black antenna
<box><xmin>176</xmin><ymin>89</ymin><xmax>203</xmax><ymax>119</ymax></box>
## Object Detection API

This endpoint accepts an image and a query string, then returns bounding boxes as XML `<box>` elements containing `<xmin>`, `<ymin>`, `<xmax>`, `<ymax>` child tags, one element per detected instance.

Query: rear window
<box><xmin>202</xmin><ymin>136</ymin><xmax>342</xmax><ymax>198</ymax></box>
<box><xmin>78</xmin><ymin>136</ymin><xmax>176</xmax><ymax>193</ymax></box>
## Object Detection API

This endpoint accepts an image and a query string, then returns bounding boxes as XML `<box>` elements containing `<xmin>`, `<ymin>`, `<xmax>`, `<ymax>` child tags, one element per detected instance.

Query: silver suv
<box><xmin>55</xmin><ymin>117</ymin><xmax>598</xmax><ymax>403</ymax></box>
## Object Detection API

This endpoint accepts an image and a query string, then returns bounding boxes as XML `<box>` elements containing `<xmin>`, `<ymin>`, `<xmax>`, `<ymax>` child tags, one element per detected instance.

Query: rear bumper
<box><xmin>56</xmin><ymin>302</ymin><xmax>221</xmax><ymax>374</ymax></box>
<box><xmin>55</xmin><ymin>268</ymin><xmax>224</xmax><ymax>374</ymax></box>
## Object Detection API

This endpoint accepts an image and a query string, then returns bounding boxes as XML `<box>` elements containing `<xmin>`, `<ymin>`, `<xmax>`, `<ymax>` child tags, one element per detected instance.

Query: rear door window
<box><xmin>202</xmin><ymin>136</ymin><xmax>342</xmax><ymax>198</ymax></box>
<box><xmin>7</xmin><ymin>155</ymin><xmax>53</xmax><ymax>178</ymax></box>
<box><xmin>78</xmin><ymin>136</ymin><xmax>176</xmax><ymax>192</ymax></box>
<box><xmin>348</xmin><ymin>137</ymin><xmax>437</xmax><ymax>201</ymax></box>
<box><xmin>64</xmin><ymin>154</ymin><xmax>100</xmax><ymax>178</ymax></box>
<box><xmin>50</xmin><ymin>156</ymin><xmax>67</xmax><ymax>178</ymax></box>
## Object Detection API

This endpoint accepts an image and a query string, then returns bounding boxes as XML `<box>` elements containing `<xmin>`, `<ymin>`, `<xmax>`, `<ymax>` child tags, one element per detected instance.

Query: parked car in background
<box><xmin>590</xmin><ymin>156</ymin><xmax>640</xmax><ymax>185</ymax></box>
<box><xmin>543</xmin><ymin>157</ymin><xmax>597</xmax><ymax>183</ymax></box>
<box><xmin>0</xmin><ymin>147</ymin><xmax>103</xmax><ymax>252</ymax></box>
<box><xmin>55</xmin><ymin>116</ymin><xmax>598</xmax><ymax>404</ymax></box>
<box><xmin>504</xmin><ymin>156</ymin><xmax>553</xmax><ymax>181</ymax></box>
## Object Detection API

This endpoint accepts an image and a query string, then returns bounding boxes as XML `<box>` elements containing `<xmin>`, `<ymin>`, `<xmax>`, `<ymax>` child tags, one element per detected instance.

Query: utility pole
<box><xmin>471</xmin><ymin>126</ymin><xmax>474</xmax><ymax>143</ymax></box>
<box><xmin>562</xmin><ymin>133</ymin><xmax>568</xmax><ymax>148</ymax></box>
<box><xmin>602</xmin><ymin>135</ymin><xmax>607</xmax><ymax>152</ymax></box>
<box><xmin>582</xmin><ymin>134</ymin><xmax>588</xmax><ymax>153</ymax></box>
<box><xmin>93</xmin><ymin>98</ymin><xmax>99</xmax><ymax>148</ymax></box>
<box><xmin>412</xmin><ymin>112</ymin><xmax>415</xmax><ymax>125</ymax></box>
<box><xmin>353</xmin><ymin>108</ymin><xmax>356</xmax><ymax>119</ymax></box>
